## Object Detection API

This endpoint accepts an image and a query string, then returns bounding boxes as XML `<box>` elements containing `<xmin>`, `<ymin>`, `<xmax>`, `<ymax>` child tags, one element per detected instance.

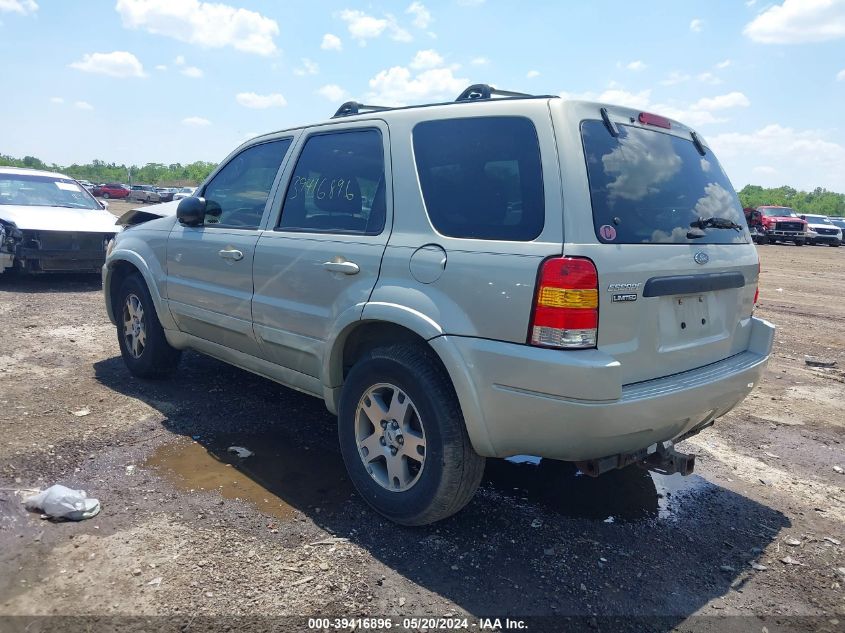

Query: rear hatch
<box><xmin>556</xmin><ymin>104</ymin><xmax>759</xmax><ymax>385</ymax></box>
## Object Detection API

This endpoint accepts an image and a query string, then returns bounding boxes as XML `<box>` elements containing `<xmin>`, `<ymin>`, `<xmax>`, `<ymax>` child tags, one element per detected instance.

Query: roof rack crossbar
<box><xmin>455</xmin><ymin>84</ymin><xmax>533</xmax><ymax>102</ymax></box>
<box><xmin>332</xmin><ymin>101</ymin><xmax>393</xmax><ymax>118</ymax></box>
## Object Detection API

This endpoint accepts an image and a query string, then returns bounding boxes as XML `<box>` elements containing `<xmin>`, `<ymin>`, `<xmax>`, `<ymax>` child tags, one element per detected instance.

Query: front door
<box><xmin>252</xmin><ymin>125</ymin><xmax>391</xmax><ymax>380</ymax></box>
<box><xmin>166</xmin><ymin>138</ymin><xmax>293</xmax><ymax>356</ymax></box>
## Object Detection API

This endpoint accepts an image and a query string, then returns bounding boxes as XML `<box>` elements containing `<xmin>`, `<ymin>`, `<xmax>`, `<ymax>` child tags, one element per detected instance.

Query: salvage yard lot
<box><xmin>0</xmin><ymin>243</ymin><xmax>843</xmax><ymax>630</ymax></box>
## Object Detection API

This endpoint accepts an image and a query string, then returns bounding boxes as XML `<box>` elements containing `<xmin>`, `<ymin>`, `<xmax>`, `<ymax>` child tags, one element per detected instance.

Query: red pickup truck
<box><xmin>744</xmin><ymin>206</ymin><xmax>808</xmax><ymax>246</ymax></box>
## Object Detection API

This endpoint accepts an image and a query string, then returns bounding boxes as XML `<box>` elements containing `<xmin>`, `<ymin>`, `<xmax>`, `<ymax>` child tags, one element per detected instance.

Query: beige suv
<box><xmin>103</xmin><ymin>84</ymin><xmax>775</xmax><ymax>525</ymax></box>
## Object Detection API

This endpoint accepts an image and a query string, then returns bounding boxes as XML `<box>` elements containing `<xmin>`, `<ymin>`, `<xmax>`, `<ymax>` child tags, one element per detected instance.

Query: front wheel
<box><xmin>102</xmin><ymin>192</ymin><xmax>110</xmax><ymax>199</ymax></box>
<box><xmin>795</xmin><ymin>239</ymin><xmax>805</xmax><ymax>246</ymax></box>
<box><xmin>338</xmin><ymin>344</ymin><xmax>485</xmax><ymax>526</ymax></box>
<box><xmin>115</xmin><ymin>273</ymin><xmax>181</xmax><ymax>378</ymax></box>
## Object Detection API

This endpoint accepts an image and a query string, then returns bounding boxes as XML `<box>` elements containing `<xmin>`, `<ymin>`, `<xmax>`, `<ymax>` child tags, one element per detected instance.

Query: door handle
<box><xmin>322</xmin><ymin>260</ymin><xmax>360</xmax><ymax>275</ymax></box>
<box><xmin>218</xmin><ymin>248</ymin><xmax>244</xmax><ymax>261</ymax></box>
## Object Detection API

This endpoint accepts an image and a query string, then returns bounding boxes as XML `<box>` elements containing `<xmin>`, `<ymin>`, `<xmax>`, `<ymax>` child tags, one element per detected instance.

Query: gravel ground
<box><xmin>0</xmin><ymin>240</ymin><xmax>843</xmax><ymax>632</ymax></box>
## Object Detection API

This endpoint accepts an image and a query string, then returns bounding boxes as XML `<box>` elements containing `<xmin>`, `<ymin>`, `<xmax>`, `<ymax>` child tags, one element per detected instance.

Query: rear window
<box><xmin>581</xmin><ymin>120</ymin><xmax>749</xmax><ymax>245</ymax></box>
<box><xmin>413</xmin><ymin>117</ymin><xmax>544</xmax><ymax>241</ymax></box>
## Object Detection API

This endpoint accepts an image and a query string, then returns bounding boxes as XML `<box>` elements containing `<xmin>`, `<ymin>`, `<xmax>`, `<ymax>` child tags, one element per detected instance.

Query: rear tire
<box><xmin>102</xmin><ymin>192</ymin><xmax>110</xmax><ymax>199</ymax></box>
<box><xmin>795</xmin><ymin>239</ymin><xmax>805</xmax><ymax>246</ymax></box>
<box><xmin>338</xmin><ymin>344</ymin><xmax>485</xmax><ymax>526</ymax></box>
<box><xmin>115</xmin><ymin>273</ymin><xmax>181</xmax><ymax>378</ymax></box>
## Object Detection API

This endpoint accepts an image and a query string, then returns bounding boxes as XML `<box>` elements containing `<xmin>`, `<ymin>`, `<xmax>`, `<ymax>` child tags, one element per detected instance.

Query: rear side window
<box><xmin>581</xmin><ymin>120</ymin><xmax>749</xmax><ymax>244</ymax></box>
<box><xmin>278</xmin><ymin>129</ymin><xmax>386</xmax><ymax>235</ymax></box>
<box><xmin>203</xmin><ymin>138</ymin><xmax>291</xmax><ymax>228</ymax></box>
<box><xmin>413</xmin><ymin>117</ymin><xmax>544</xmax><ymax>241</ymax></box>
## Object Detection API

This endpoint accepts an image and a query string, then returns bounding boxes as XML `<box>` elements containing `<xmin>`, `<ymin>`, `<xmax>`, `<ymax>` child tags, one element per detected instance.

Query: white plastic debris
<box><xmin>227</xmin><ymin>446</ymin><xmax>254</xmax><ymax>458</ymax></box>
<box><xmin>23</xmin><ymin>485</ymin><xmax>101</xmax><ymax>521</ymax></box>
<box><xmin>71</xmin><ymin>408</ymin><xmax>91</xmax><ymax>417</ymax></box>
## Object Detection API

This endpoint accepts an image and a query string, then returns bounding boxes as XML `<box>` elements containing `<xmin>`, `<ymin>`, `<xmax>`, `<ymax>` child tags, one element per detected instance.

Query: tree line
<box><xmin>738</xmin><ymin>185</ymin><xmax>845</xmax><ymax>217</ymax></box>
<box><xmin>0</xmin><ymin>154</ymin><xmax>217</xmax><ymax>187</ymax></box>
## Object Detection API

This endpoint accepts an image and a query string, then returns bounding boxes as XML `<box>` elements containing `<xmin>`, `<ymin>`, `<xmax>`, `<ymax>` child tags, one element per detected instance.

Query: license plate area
<box><xmin>657</xmin><ymin>293</ymin><xmax>721</xmax><ymax>351</ymax></box>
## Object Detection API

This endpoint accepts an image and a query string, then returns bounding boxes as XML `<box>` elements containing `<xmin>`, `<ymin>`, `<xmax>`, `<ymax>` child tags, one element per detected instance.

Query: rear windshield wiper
<box><xmin>687</xmin><ymin>216</ymin><xmax>743</xmax><ymax>239</ymax></box>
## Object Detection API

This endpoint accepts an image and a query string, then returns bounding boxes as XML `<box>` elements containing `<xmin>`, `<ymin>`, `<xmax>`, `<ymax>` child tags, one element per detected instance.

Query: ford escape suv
<box><xmin>103</xmin><ymin>84</ymin><xmax>774</xmax><ymax>525</ymax></box>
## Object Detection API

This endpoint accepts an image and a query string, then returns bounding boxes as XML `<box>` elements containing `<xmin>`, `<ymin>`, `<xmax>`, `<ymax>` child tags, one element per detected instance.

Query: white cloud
<box><xmin>692</xmin><ymin>91</ymin><xmax>751</xmax><ymax>110</ymax></box>
<box><xmin>181</xmin><ymin>65</ymin><xmax>203</xmax><ymax>78</ymax></box>
<box><xmin>559</xmin><ymin>88</ymin><xmax>653</xmax><ymax>110</ymax></box>
<box><xmin>697</xmin><ymin>72</ymin><xmax>723</xmax><ymax>85</ymax></box>
<box><xmin>182</xmin><ymin>116</ymin><xmax>210</xmax><ymax>126</ymax></box>
<box><xmin>526</xmin><ymin>69</ymin><xmax>540</xmax><ymax>78</ymax></box>
<box><xmin>744</xmin><ymin>0</ymin><xmax>845</xmax><ymax>43</ymax></box>
<box><xmin>317</xmin><ymin>84</ymin><xmax>348</xmax><ymax>102</ymax></box>
<box><xmin>294</xmin><ymin>58</ymin><xmax>319</xmax><ymax>76</ymax></box>
<box><xmin>70</xmin><ymin>51</ymin><xmax>146</xmax><ymax>78</ymax></box>
<box><xmin>746</xmin><ymin>0</ymin><xmax>757</xmax><ymax>6</ymax></box>
<box><xmin>406</xmin><ymin>2</ymin><xmax>431</xmax><ymax>28</ymax></box>
<box><xmin>174</xmin><ymin>55</ymin><xmax>186</xmax><ymax>66</ymax></box>
<box><xmin>235</xmin><ymin>92</ymin><xmax>287</xmax><ymax>109</ymax></box>
<box><xmin>0</xmin><ymin>0</ymin><xmax>37</xmax><ymax>14</ymax></box>
<box><xmin>338</xmin><ymin>9</ymin><xmax>411</xmax><ymax>44</ymax></box>
<box><xmin>716</xmin><ymin>59</ymin><xmax>732</xmax><ymax>69</ymax></box>
<box><xmin>368</xmin><ymin>65</ymin><xmax>468</xmax><ymax>105</ymax></box>
<box><xmin>690</xmin><ymin>18</ymin><xmax>704</xmax><ymax>32</ymax></box>
<box><xmin>321</xmin><ymin>33</ymin><xmax>342</xmax><ymax>51</ymax></box>
<box><xmin>625</xmin><ymin>60</ymin><xmax>647</xmax><ymax>71</ymax></box>
<box><xmin>74</xmin><ymin>100</ymin><xmax>94</xmax><ymax>111</ymax></box>
<box><xmin>155</xmin><ymin>64</ymin><xmax>168</xmax><ymax>71</ymax></box>
<box><xmin>753</xmin><ymin>165</ymin><xmax>777</xmax><ymax>175</ymax></box>
<box><xmin>470</xmin><ymin>56</ymin><xmax>489</xmax><ymax>65</ymax></box>
<box><xmin>710</xmin><ymin>124</ymin><xmax>845</xmax><ymax>189</ymax></box>
<box><xmin>49</xmin><ymin>96</ymin><xmax>64</xmax><ymax>104</ymax></box>
<box><xmin>115</xmin><ymin>0</ymin><xmax>279</xmax><ymax>56</ymax></box>
<box><xmin>458</xmin><ymin>0</ymin><xmax>485</xmax><ymax>5</ymax></box>
<box><xmin>661</xmin><ymin>71</ymin><xmax>691</xmax><ymax>86</ymax></box>
<box><xmin>410</xmin><ymin>49</ymin><xmax>444</xmax><ymax>70</ymax></box>
<box><xmin>838</xmin><ymin>68</ymin><xmax>845</xmax><ymax>80</ymax></box>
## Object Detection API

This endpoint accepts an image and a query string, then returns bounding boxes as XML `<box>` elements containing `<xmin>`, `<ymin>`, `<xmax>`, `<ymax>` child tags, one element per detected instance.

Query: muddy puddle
<box><xmin>488</xmin><ymin>455</ymin><xmax>711</xmax><ymax>523</ymax></box>
<box><xmin>146</xmin><ymin>432</ymin><xmax>710</xmax><ymax>524</ymax></box>
<box><xmin>144</xmin><ymin>431</ymin><xmax>352</xmax><ymax>520</ymax></box>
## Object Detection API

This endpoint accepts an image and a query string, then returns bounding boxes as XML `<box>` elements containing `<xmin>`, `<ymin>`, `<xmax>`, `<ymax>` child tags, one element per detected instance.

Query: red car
<box><xmin>92</xmin><ymin>183</ymin><xmax>130</xmax><ymax>199</ymax></box>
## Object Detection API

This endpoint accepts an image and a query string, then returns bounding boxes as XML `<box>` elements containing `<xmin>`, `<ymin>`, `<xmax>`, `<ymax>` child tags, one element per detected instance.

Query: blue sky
<box><xmin>1</xmin><ymin>0</ymin><xmax>844</xmax><ymax>191</ymax></box>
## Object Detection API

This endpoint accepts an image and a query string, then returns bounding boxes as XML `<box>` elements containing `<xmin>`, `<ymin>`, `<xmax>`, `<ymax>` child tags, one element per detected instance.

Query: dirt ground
<box><xmin>0</xmin><ymin>238</ymin><xmax>843</xmax><ymax>632</ymax></box>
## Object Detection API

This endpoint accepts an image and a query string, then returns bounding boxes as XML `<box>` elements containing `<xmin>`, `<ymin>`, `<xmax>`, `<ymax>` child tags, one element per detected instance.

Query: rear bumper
<box><xmin>433</xmin><ymin>317</ymin><xmax>775</xmax><ymax>461</ymax></box>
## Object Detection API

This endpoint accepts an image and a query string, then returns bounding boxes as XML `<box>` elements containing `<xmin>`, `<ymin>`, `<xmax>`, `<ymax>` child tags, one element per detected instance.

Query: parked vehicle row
<box><xmin>84</xmin><ymin>183</ymin><xmax>197</xmax><ymax>203</ymax></box>
<box><xmin>744</xmin><ymin>206</ymin><xmax>842</xmax><ymax>247</ymax></box>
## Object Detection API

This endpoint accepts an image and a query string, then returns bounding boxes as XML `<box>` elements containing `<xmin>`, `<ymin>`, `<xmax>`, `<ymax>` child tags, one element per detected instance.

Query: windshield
<box><xmin>0</xmin><ymin>173</ymin><xmax>101</xmax><ymax>210</ymax></box>
<box><xmin>831</xmin><ymin>218</ymin><xmax>845</xmax><ymax>227</ymax></box>
<box><xmin>804</xmin><ymin>215</ymin><xmax>832</xmax><ymax>224</ymax></box>
<box><xmin>760</xmin><ymin>207</ymin><xmax>798</xmax><ymax>218</ymax></box>
<box><xmin>581</xmin><ymin>121</ymin><xmax>748</xmax><ymax>244</ymax></box>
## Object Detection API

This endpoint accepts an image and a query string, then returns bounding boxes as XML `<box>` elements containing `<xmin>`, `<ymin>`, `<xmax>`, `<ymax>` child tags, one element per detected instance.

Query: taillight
<box><xmin>529</xmin><ymin>257</ymin><xmax>598</xmax><ymax>349</ymax></box>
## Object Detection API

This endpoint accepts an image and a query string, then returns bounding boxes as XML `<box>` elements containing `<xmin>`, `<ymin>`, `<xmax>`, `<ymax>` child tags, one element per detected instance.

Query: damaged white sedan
<box><xmin>0</xmin><ymin>166</ymin><xmax>118</xmax><ymax>274</ymax></box>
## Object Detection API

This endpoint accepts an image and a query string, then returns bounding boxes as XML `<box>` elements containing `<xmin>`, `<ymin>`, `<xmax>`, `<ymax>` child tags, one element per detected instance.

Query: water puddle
<box><xmin>487</xmin><ymin>456</ymin><xmax>712</xmax><ymax>523</ymax></box>
<box><xmin>144</xmin><ymin>431</ymin><xmax>352</xmax><ymax>521</ymax></box>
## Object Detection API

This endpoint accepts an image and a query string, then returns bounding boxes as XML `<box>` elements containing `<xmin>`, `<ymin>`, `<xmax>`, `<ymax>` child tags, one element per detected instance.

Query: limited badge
<box><xmin>599</xmin><ymin>224</ymin><xmax>617</xmax><ymax>241</ymax></box>
<box><xmin>612</xmin><ymin>293</ymin><xmax>638</xmax><ymax>303</ymax></box>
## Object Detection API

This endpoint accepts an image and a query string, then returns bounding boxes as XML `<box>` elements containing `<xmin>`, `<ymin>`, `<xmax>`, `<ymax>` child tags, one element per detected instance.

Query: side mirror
<box><xmin>177</xmin><ymin>196</ymin><xmax>206</xmax><ymax>226</ymax></box>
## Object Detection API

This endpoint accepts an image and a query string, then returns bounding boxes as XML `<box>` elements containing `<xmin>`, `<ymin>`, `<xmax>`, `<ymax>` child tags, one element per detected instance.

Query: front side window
<box><xmin>413</xmin><ymin>117</ymin><xmax>545</xmax><ymax>241</ymax></box>
<box><xmin>203</xmin><ymin>139</ymin><xmax>291</xmax><ymax>228</ymax></box>
<box><xmin>278</xmin><ymin>129</ymin><xmax>386</xmax><ymax>234</ymax></box>
<box><xmin>581</xmin><ymin>120</ymin><xmax>749</xmax><ymax>244</ymax></box>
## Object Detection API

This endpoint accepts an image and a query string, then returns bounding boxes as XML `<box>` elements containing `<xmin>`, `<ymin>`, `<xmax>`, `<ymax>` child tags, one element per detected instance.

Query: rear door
<box><xmin>166</xmin><ymin>138</ymin><xmax>293</xmax><ymax>356</ymax></box>
<box><xmin>251</xmin><ymin>122</ymin><xmax>391</xmax><ymax>379</ymax></box>
<box><xmin>554</xmin><ymin>104</ymin><xmax>759</xmax><ymax>385</ymax></box>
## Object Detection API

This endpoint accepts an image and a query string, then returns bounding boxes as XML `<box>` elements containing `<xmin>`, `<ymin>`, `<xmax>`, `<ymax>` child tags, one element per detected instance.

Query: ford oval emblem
<box><xmin>694</xmin><ymin>251</ymin><xmax>709</xmax><ymax>265</ymax></box>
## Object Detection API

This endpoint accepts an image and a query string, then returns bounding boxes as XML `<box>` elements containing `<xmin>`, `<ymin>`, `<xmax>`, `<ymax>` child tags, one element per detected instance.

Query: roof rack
<box><xmin>332</xmin><ymin>101</ymin><xmax>393</xmax><ymax>118</ymax></box>
<box><xmin>455</xmin><ymin>84</ymin><xmax>533</xmax><ymax>102</ymax></box>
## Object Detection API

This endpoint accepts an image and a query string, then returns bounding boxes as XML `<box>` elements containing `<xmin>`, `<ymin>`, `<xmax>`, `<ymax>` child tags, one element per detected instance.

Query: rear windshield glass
<box><xmin>581</xmin><ymin>120</ymin><xmax>749</xmax><ymax>244</ymax></box>
<box><xmin>759</xmin><ymin>207</ymin><xmax>798</xmax><ymax>217</ymax></box>
<box><xmin>413</xmin><ymin>116</ymin><xmax>544</xmax><ymax>241</ymax></box>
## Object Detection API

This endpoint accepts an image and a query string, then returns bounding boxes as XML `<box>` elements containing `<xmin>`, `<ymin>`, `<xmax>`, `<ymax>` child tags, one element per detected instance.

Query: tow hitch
<box><xmin>575</xmin><ymin>441</ymin><xmax>697</xmax><ymax>477</ymax></box>
<box><xmin>639</xmin><ymin>442</ymin><xmax>696</xmax><ymax>476</ymax></box>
